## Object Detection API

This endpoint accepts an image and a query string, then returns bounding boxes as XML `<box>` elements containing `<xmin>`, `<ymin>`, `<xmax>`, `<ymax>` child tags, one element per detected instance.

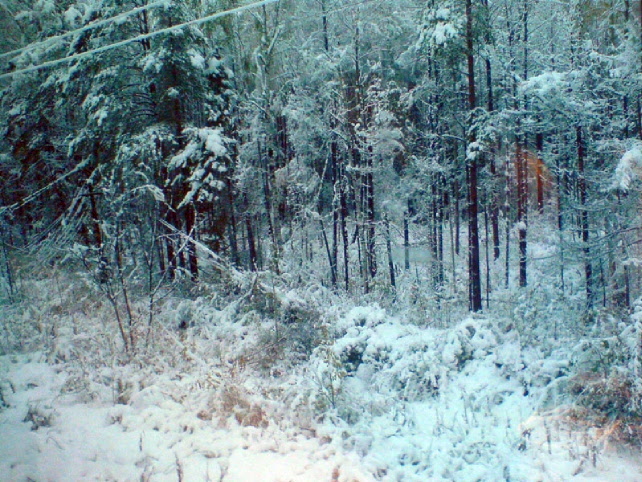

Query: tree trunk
<box><xmin>483</xmin><ymin>0</ymin><xmax>500</xmax><ymax>260</ymax></box>
<box><xmin>320</xmin><ymin>217</ymin><xmax>337</xmax><ymax>287</ymax></box>
<box><xmin>466</xmin><ymin>0</ymin><xmax>482</xmax><ymax>312</ymax></box>
<box><xmin>385</xmin><ymin>212</ymin><xmax>396</xmax><ymax>290</ymax></box>
<box><xmin>454</xmin><ymin>179</ymin><xmax>460</xmax><ymax>257</ymax></box>
<box><xmin>577</xmin><ymin>126</ymin><xmax>593</xmax><ymax>307</ymax></box>
<box><xmin>505</xmin><ymin>151</ymin><xmax>511</xmax><ymax>289</ymax></box>
<box><xmin>556</xmin><ymin>146</ymin><xmax>565</xmax><ymax>295</ymax></box>
<box><xmin>366</xmin><ymin>148</ymin><xmax>376</xmax><ymax>280</ymax></box>
<box><xmin>516</xmin><ymin>143</ymin><xmax>528</xmax><ymax>287</ymax></box>
<box><xmin>259</xmin><ymin>139</ymin><xmax>279</xmax><ymax>272</ymax></box>
<box><xmin>340</xmin><ymin>173</ymin><xmax>350</xmax><ymax>291</ymax></box>
<box><xmin>321</xmin><ymin>0</ymin><xmax>330</xmax><ymax>52</ymax></box>
<box><xmin>331</xmin><ymin>139</ymin><xmax>339</xmax><ymax>288</ymax></box>
<box><xmin>246</xmin><ymin>216</ymin><xmax>257</xmax><ymax>271</ymax></box>
<box><xmin>484</xmin><ymin>205</ymin><xmax>491</xmax><ymax>308</ymax></box>
<box><xmin>185</xmin><ymin>204</ymin><xmax>198</xmax><ymax>282</ymax></box>
<box><xmin>226</xmin><ymin>177</ymin><xmax>239</xmax><ymax>266</ymax></box>
<box><xmin>536</xmin><ymin>131</ymin><xmax>545</xmax><ymax>213</ymax></box>
<box><xmin>404</xmin><ymin>212</ymin><xmax>410</xmax><ymax>270</ymax></box>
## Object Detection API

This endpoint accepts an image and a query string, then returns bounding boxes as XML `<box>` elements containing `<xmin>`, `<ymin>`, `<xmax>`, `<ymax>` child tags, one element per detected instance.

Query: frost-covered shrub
<box><xmin>569</xmin><ymin>371</ymin><xmax>636</xmax><ymax>417</ymax></box>
<box><xmin>219</xmin><ymin>385</ymin><xmax>268</xmax><ymax>428</ymax></box>
<box><xmin>441</xmin><ymin>318</ymin><xmax>498</xmax><ymax>370</ymax></box>
<box><xmin>316</xmin><ymin>308</ymin><xmax>512</xmax><ymax>425</ymax></box>
<box><xmin>306</xmin><ymin>345</ymin><xmax>347</xmax><ymax>412</ymax></box>
<box><xmin>277</xmin><ymin>291</ymin><xmax>324</xmax><ymax>355</ymax></box>
<box><xmin>564</xmin><ymin>302</ymin><xmax>642</xmax><ymax>443</ymax></box>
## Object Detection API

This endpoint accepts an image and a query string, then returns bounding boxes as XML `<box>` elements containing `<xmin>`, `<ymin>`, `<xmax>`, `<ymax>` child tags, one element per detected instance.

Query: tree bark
<box><xmin>516</xmin><ymin>143</ymin><xmax>528</xmax><ymax>287</ymax></box>
<box><xmin>577</xmin><ymin>126</ymin><xmax>593</xmax><ymax>307</ymax></box>
<box><xmin>536</xmin><ymin>131</ymin><xmax>545</xmax><ymax>213</ymax></box>
<box><xmin>185</xmin><ymin>204</ymin><xmax>198</xmax><ymax>281</ymax></box>
<box><xmin>466</xmin><ymin>0</ymin><xmax>482</xmax><ymax>312</ymax></box>
<box><xmin>385</xmin><ymin>212</ymin><xmax>396</xmax><ymax>290</ymax></box>
<box><xmin>246</xmin><ymin>216</ymin><xmax>257</xmax><ymax>271</ymax></box>
<box><xmin>404</xmin><ymin>211</ymin><xmax>410</xmax><ymax>270</ymax></box>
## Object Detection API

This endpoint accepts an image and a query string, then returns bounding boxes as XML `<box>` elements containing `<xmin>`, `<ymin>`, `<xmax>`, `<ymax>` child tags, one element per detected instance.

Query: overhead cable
<box><xmin>0</xmin><ymin>0</ymin><xmax>280</xmax><ymax>81</ymax></box>
<box><xmin>0</xmin><ymin>0</ymin><xmax>167</xmax><ymax>61</ymax></box>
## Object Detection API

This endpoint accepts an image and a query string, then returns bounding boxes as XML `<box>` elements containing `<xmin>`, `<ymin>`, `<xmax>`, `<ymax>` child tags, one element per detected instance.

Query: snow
<box><xmin>467</xmin><ymin>141</ymin><xmax>483</xmax><ymax>161</ymax></box>
<box><xmin>35</xmin><ymin>0</ymin><xmax>56</xmax><ymax>15</ymax></box>
<box><xmin>202</xmin><ymin>128</ymin><xmax>228</xmax><ymax>156</ymax></box>
<box><xmin>2</xmin><ymin>285</ymin><xmax>642</xmax><ymax>481</ymax></box>
<box><xmin>427</xmin><ymin>7</ymin><xmax>460</xmax><ymax>46</ymax></box>
<box><xmin>611</xmin><ymin>146</ymin><xmax>642</xmax><ymax>191</ymax></box>
<box><xmin>432</xmin><ymin>22</ymin><xmax>459</xmax><ymax>45</ymax></box>
<box><xmin>0</xmin><ymin>353</ymin><xmax>359</xmax><ymax>481</ymax></box>
<box><xmin>2</xmin><ymin>0</ymin><xmax>281</xmax><ymax>81</ymax></box>
<box><xmin>517</xmin><ymin>408</ymin><xmax>642</xmax><ymax>481</ymax></box>
<box><xmin>521</xmin><ymin>71</ymin><xmax>568</xmax><ymax>96</ymax></box>
<box><xmin>189</xmin><ymin>49</ymin><xmax>206</xmax><ymax>70</ymax></box>
<box><xmin>63</xmin><ymin>6</ymin><xmax>82</xmax><ymax>27</ymax></box>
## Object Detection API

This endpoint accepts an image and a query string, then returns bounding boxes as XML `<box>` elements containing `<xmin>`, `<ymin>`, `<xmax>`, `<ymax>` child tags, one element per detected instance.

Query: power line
<box><xmin>0</xmin><ymin>0</ymin><xmax>167</xmax><ymax>61</ymax></box>
<box><xmin>0</xmin><ymin>0</ymin><xmax>280</xmax><ymax>81</ymax></box>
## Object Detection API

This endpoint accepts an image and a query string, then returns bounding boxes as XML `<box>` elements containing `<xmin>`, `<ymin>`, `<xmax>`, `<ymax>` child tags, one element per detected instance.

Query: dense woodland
<box><xmin>2</xmin><ymin>0</ymin><xmax>642</xmax><ymax>311</ymax></box>
<box><xmin>4</xmin><ymin>1</ymin><xmax>642</xmax><ymax>479</ymax></box>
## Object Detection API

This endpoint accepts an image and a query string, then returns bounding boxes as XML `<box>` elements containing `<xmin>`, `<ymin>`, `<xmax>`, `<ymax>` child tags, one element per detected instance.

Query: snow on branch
<box><xmin>520</xmin><ymin>71</ymin><xmax>569</xmax><ymax>97</ymax></box>
<box><xmin>611</xmin><ymin>145</ymin><xmax>642</xmax><ymax>192</ymax></box>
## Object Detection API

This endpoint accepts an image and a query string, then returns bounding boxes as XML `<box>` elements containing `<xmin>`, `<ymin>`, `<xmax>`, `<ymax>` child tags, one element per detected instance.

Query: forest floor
<box><xmin>1</xmin><ymin>267</ymin><xmax>642</xmax><ymax>480</ymax></box>
<box><xmin>2</xmin><ymin>348</ymin><xmax>641</xmax><ymax>481</ymax></box>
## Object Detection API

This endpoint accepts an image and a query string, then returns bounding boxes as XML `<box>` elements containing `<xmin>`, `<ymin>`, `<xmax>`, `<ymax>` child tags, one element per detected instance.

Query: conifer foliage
<box><xmin>1</xmin><ymin>0</ymin><xmax>642</xmax><ymax>313</ymax></box>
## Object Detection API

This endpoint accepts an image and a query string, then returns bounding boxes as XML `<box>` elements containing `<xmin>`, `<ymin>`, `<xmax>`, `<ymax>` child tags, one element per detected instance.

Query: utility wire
<box><xmin>0</xmin><ymin>0</ymin><xmax>167</xmax><ymax>61</ymax></box>
<box><xmin>0</xmin><ymin>0</ymin><xmax>280</xmax><ymax>81</ymax></box>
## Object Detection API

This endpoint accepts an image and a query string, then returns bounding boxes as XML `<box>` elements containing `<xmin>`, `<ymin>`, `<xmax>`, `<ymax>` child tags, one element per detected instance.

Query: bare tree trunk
<box><xmin>366</xmin><ymin>148</ymin><xmax>376</xmax><ymax>280</ymax></box>
<box><xmin>321</xmin><ymin>0</ymin><xmax>330</xmax><ymax>52</ymax></box>
<box><xmin>187</xmin><ymin>209</ymin><xmax>199</xmax><ymax>282</ymax></box>
<box><xmin>536</xmin><ymin>130</ymin><xmax>545</xmax><ymax>213</ymax></box>
<box><xmin>466</xmin><ymin>0</ymin><xmax>482</xmax><ymax>312</ymax></box>
<box><xmin>404</xmin><ymin>210</ymin><xmax>410</xmax><ymax>270</ymax></box>
<box><xmin>516</xmin><ymin>143</ymin><xmax>528</xmax><ymax>287</ymax></box>
<box><xmin>259</xmin><ymin>139</ymin><xmax>279</xmax><ymax>273</ymax></box>
<box><xmin>331</xmin><ymin>140</ymin><xmax>339</xmax><ymax>288</ymax></box>
<box><xmin>384</xmin><ymin>213</ymin><xmax>396</xmax><ymax>290</ymax></box>
<box><xmin>166</xmin><ymin>208</ymin><xmax>179</xmax><ymax>279</ymax></box>
<box><xmin>454</xmin><ymin>180</ymin><xmax>460</xmax><ymax>257</ymax></box>
<box><xmin>226</xmin><ymin>175</ymin><xmax>239</xmax><ymax>266</ymax></box>
<box><xmin>485</xmin><ymin>205</ymin><xmax>491</xmax><ymax>308</ymax></box>
<box><xmin>246</xmin><ymin>216</ymin><xmax>257</xmax><ymax>271</ymax></box>
<box><xmin>185</xmin><ymin>205</ymin><xmax>198</xmax><ymax>281</ymax></box>
<box><xmin>505</xmin><ymin>152</ymin><xmax>511</xmax><ymax>289</ymax></box>
<box><xmin>340</xmin><ymin>174</ymin><xmax>350</xmax><ymax>291</ymax></box>
<box><xmin>483</xmin><ymin>0</ymin><xmax>500</xmax><ymax>260</ymax></box>
<box><xmin>556</xmin><ymin>148</ymin><xmax>565</xmax><ymax>295</ymax></box>
<box><xmin>437</xmin><ymin>174</ymin><xmax>447</xmax><ymax>287</ymax></box>
<box><xmin>320</xmin><ymin>218</ymin><xmax>337</xmax><ymax>287</ymax></box>
<box><xmin>577</xmin><ymin>126</ymin><xmax>593</xmax><ymax>307</ymax></box>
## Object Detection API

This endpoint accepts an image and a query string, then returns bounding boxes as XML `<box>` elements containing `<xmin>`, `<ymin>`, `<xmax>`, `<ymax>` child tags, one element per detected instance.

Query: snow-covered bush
<box><xmin>441</xmin><ymin>318</ymin><xmax>498</xmax><ymax>370</ymax></box>
<box><xmin>304</xmin><ymin>306</ymin><xmax>532</xmax><ymax>430</ymax></box>
<box><xmin>564</xmin><ymin>303</ymin><xmax>642</xmax><ymax>443</ymax></box>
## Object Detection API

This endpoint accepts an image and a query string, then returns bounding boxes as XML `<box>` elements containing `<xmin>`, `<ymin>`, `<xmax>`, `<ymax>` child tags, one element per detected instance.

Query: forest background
<box><xmin>2</xmin><ymin>0</ymin><xmax>642</xmax><ymax>479</ymax></box>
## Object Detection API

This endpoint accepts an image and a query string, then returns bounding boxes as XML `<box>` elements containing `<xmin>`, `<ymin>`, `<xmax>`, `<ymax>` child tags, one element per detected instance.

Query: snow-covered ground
<box><xmin>2</xmin><ymin>299</ymin><xmax>642</xmax><ymax>481</ymax></box>
<box><xmin>0</xmin><ymin>352</ymin><xmax>367</xmax><ymax>481</ymax></box>
<box><xmin>1</xmin><ymin>266</ymin><xmax>641</xmax><ymax>481</ymax></box>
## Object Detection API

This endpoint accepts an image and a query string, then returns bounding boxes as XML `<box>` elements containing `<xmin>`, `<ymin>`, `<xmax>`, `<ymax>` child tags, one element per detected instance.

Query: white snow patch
<box><xmin>521</xmin><ymin>71</ymin><xmax>568</xmax><ymax>96</ymax></box>
<box><xmin>612</xmin><ymin>146</ymin><xmax>642</xmax><ymax>191</ymax></box>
